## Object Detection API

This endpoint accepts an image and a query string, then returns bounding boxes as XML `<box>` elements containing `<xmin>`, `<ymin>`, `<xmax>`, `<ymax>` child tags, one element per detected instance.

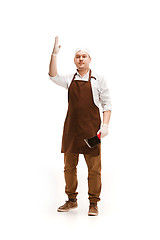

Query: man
<box><xmin>48</xmin><ymin>36</ymin><xmax>112</xmax><ymax>216</ymax></box>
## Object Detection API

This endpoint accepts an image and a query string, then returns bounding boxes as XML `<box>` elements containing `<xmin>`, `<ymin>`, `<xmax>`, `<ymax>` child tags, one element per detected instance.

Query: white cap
<box><xmin>75</xmin><ymin>48</ymin><xmax>91</xmax><ymax>57</ymax></box>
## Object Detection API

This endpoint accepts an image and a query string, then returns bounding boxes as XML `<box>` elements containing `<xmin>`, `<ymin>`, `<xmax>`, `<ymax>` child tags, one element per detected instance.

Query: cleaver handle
<box><xmin>97</xmin><ymin>133</ymin><xmax>101</xmax><ymax>139</ymax></box>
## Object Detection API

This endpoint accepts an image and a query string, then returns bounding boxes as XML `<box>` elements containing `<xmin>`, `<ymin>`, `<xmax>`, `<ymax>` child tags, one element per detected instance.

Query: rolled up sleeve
<box><xmin>48</xmin><ymin>73</ymin><xmax>68</xmax><ymax>89</ymax></box>
<box><xmin>99</xmin><ymin>76</ymin><xmax>112</xmax><ymax>112</ymax></box>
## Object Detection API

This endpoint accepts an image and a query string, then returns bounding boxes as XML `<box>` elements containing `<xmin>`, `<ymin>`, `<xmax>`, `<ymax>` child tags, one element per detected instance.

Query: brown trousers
<box><xmin>64</xmin><ymin>144</ymin><xmax>101</xmax><ymax>204</ymax></box>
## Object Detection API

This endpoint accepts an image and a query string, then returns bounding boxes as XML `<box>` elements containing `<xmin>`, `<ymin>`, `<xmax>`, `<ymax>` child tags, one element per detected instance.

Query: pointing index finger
<box><xmin>55</xmin><ymin>36</ymin><xmax>59</xmax><ymax>45</ymax></box>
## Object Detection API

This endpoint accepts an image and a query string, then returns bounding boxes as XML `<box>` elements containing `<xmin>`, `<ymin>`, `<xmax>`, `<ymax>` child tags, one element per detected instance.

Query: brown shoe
<box><xmin>88</xmin><ymin>204</ymin><xmax>98</xmax><ymax>216</ymax></box>
<box><xmin>57</xmin><ymin>200</ymin><xmax>78</xmax><ymax>212</ymax></box>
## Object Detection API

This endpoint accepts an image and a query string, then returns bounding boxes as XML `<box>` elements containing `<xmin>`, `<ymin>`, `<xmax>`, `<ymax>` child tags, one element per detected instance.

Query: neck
<box><xmin>77</xmin><ymin>68</ymin><xmax>90</xmax><ymax>77</ymax></box>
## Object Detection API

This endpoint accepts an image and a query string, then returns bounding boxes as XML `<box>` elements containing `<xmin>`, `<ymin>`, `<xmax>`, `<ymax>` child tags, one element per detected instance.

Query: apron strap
<box><xmin>88</xmin><ymin>69</ymin><xmax>92</xmax><ymax>82</ymax></box>
<box><xmin>88</xmin><ymin>69</ymin><xmax>96</xmax><ymax>81</ymax></box>
<box><xmin>72</xmin><ymin>72</ymin><xmax>77</xmax><ymax>82</ymax></box>
<box><xmin>90</xmin><ymin>76</ymin><xmax>96</xmax><ymax>80</ymax></box>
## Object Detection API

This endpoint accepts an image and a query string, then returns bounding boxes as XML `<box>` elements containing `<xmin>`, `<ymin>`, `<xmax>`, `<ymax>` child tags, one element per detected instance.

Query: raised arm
<box><xmin>49</xmin><ymin>36</ymin><xmax>61</xmax><ymax>77</ymax></box>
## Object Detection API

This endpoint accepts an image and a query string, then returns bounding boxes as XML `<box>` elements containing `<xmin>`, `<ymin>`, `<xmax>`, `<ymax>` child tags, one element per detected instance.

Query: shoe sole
<box><xmin>57</xmin><ymin>206</ymin><xmax>78</xmax><ymax>212</ymax></box>
<box><xmin>88</xmin><ymin>212</ymin><xmax>98</xmax><ymax>216</ymax></box>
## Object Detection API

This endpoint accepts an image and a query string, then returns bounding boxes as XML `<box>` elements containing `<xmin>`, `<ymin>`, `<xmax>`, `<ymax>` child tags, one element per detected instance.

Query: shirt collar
<box><xmin>75</xmin><ymin>69</ymin><xmax>97</xmax><ymax>80</ymax></box>
<box><xmin>76</xmin><ymin>69</ymin><xmax>90</xmax><ymax>79</ymax></box>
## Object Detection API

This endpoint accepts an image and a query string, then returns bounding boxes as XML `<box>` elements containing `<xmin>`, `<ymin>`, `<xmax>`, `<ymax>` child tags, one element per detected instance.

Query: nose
<box><xmin>80</xmin><ymin>56</ymin><xmax>83</xmax><ymax>60</ymax></box>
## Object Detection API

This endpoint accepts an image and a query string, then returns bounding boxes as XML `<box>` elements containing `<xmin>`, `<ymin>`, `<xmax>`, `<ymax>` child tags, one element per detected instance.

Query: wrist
<box><xmin>103</xmin><ymin>123</ymin><xmax>109</xmax><ymax>127</ymax></box>
<box><xmin>51</xmin><ymin>52</ymin><xmax>57</xmax><ymax>56</ymax></box>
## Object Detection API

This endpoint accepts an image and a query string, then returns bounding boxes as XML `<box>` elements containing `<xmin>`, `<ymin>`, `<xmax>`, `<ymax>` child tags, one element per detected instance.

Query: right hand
<box><xmin>52</xmin><ymin>36</ymin><xmax>61</xmax><ymax>56</ymax></box>
<box><xmin>97</xmin><ymin>124</ymin><xmax>109</xmax><ymax>138</ymax></box>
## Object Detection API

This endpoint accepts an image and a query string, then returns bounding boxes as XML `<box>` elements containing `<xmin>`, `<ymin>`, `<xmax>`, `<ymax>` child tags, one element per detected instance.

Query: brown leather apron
<box><xmin>61</xmin><ymin>69</ymin><xmax>101</xmax><ymax>156</ymax></box>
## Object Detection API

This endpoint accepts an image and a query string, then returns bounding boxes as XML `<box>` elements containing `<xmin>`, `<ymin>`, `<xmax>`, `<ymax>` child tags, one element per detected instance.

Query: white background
<box><xmin>0</xmin><ymin>0</ymin><xmax>160</xmax><ymax>239</ymax></box>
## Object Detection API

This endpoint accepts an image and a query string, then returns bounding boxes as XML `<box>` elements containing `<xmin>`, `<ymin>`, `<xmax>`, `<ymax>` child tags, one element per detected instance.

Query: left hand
<box><xmin>52</xmin><ymin>36</ymin><xmax>61</xmax><ymax>56</ymax></box>
<box><xmin>97</xmin><ymin>124</ymin><xmax>109</xmax><ymax>138</ymax></box>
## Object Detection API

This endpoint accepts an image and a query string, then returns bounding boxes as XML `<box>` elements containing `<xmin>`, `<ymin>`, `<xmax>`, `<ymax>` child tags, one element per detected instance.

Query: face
<box><xmin>74</xmin><ymin>51</ymin><xmax>91</xmax><ymax>70</ymax></box>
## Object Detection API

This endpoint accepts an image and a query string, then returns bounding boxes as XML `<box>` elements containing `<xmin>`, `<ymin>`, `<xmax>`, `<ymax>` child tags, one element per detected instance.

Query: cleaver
<box><xmin>84</xmin><ymin>133</ymin><xmax>101</xmax><ymax>148</ymax></box>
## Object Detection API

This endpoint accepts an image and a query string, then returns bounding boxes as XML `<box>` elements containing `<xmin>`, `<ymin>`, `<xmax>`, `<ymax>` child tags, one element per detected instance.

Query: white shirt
<box><xmin>48</xmin><ymin>69</ymin><xmax>112</xmax><ymax>112</ymax></box>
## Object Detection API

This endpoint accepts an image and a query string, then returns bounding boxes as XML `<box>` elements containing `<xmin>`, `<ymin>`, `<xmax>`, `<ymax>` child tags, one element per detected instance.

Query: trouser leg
<box><xmin>64</xmin><ymin>152</ymin><xmax>79</xmax><ymax>200</ymax></box>
<box><xmin>84</xmin><ymin>146</ymin><xmax>102</xmax><ymax>204</ymax></box>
